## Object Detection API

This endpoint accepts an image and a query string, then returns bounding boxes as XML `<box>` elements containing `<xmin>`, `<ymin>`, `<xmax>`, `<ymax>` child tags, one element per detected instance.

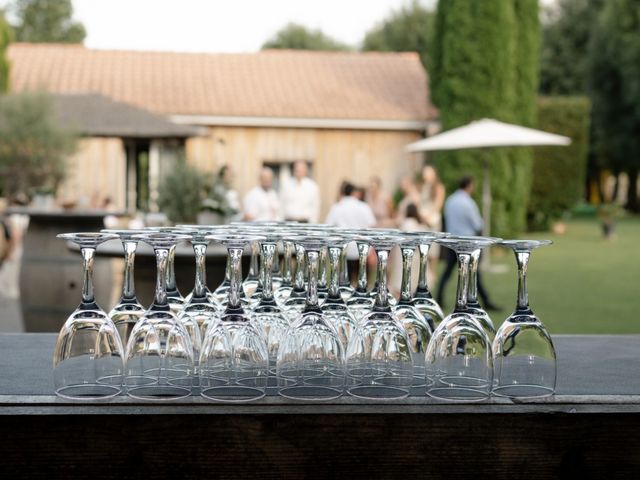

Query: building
<box><xmin>8</xmin><ymin>43</ymin><xmax>436</xmax><ymax>218</ymax></box>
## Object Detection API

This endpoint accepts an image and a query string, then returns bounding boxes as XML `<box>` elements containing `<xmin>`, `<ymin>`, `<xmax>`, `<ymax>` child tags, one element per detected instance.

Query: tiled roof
<box><xmin>8</xmin><ymin>43</ymin><xmax>434</xmax><ymax>121</ymax></box>
<box><xmin>52</xmin><ymin>93</ymin><xmax>201</xmax><ymax>138</ymax></box>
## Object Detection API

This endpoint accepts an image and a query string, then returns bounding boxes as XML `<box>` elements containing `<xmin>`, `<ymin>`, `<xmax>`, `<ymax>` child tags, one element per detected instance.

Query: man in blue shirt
<box><xmin>436</xmin><ymin>176</ymin><xmax>498</xmax><ymax>310</ymax></box>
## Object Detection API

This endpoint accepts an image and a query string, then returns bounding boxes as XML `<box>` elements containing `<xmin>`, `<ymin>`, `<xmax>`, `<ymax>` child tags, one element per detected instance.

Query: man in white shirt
<box><xmin>243</xmin><ymin>167</ymin><xmax>283</xmax><ymax>222</ymax></box>
<box><xmin>326</xmin><ymin>182</ymin><xmax>376</xmax><ymax>259</ymax></box>
<box><xmin>280</xmin><ymin>161</ymin><xmax>320</xmax><ymax>223</ymax></box>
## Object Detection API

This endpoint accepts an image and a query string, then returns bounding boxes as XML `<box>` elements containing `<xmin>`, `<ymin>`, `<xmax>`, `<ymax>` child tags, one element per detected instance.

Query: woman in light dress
<box><xmin>366</xmin><ymin>176</ymin><xmax>395</xmax><ymax>228</ymax></box>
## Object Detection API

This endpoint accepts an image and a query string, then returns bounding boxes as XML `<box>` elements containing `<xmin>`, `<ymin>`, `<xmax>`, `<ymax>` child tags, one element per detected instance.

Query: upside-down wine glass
<box><xmin>346</xmin><ymin>233</ymin><xmax>414</xmax><ymax>400</ymax></box>
<box><xmin>466</xmin><ymin>246</ymin><xmax>497</xmax><ymax>341</ymax></box>
<box><xmin>176</xmin><ymin>227</ymin><xmax>219</xmax><ymax>360</ymax></box>
<box><xmin>247</xmin><ymin>228</ymin><xmax>290</xmax><ymax>377</ymax></box>
<box><xmin>282</xmin><ymin>240</ymin><xmax>308</xmax><ymax>321</ymax></box>
<box><xmin>492</xmin><ymin>240</ymin><xmax>556</xmax><ymax>398</ymax></box>
<box><xmin>322</xmin><ymin>235</ymin><xmax>358</xmax><ymax>350</ymax></box>
<box><xmin>425</xmin><ymin>236</ymin><xmax>497</xmax><ymax>401</ymax></box>
<box><xmin>345</xmin><ymin>233</ymin><xmax>375</xmax><ymax>322</ymax></box>
<box><xmin>102</xmin><ymin>229</ymin><xmax>147</xmax><ymax>347</ymax></box>
<box><xmin>274</xmin><ymin>239</ymin><xmax>295</xmax><ymax>306</ymax></box>
<box><xmin>53</xmin><ymin>232</ymin><xmax>124</xmax><ymax>399</ymax></box>
<box><xmin>394</xmin><ymin>236</ymin><xmax>433</xmax><ymax>388</ymax></box>
<box><xmin>125</xmin><ymin>232</ymin><xmax>195</xmax><ymax>400</ymax></box>
<box><xmin>200</xmin><ymin>233</ymin><xmax>268</xmax><ymax>402</ymax></box>
<box><xmin>242</xmin><ymin>240</ymin><xmax>261</xmax><ymax>300</ymax></box>
<box><xmin>412</xmin><ymin>232</ymin><xmax>447</xmax><ymax>331</ymax></box>
<box><xmin>277</xmin><ymin>234</ymin><xmax>346</xmax><ymax>401</ymax></box>
<box><xmin>147</xmin><ymin>226</ymin><xmax>186</xmax><ymax>314</ymax></box>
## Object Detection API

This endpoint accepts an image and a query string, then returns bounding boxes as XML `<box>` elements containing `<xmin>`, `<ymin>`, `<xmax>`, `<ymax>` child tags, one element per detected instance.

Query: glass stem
<box><xmin>515</xmin><ymin>250</ymin><xmax>531</xmax><ymax>312</ymax></box>
<box><xmin>454</xmin><ymin>252</ymin><xmax>471</xmax><ymax>311</ymax></box>
<box><xmin>260</xmin><ymin>242</ymin><xmax>276</xmax><ymax>301</ymax></box>
<box><xmin>339</xmin><ymin>245</ymin><xmax>349</xmax><ymax>287</ymax></box>
<box><xmin>122</xmin><ymin>241</ymin><xmax>137</xmax><ymax>301</ymax></box>
<box><xmin>374</xmin><ymin>248</ymin><xmax>390</xmax><ymax>310</ymax></box>
<box><xmin>224</xmin><ymin>252</ymin><xmax>231</xmax><ymax>285</ymax></box>
<box><xmin>282</xmin><ymin>241</ymin><xmax>293</xmax><ymax>284</ymax></box>
<box><xmin>193</xmin><ymin>242</ymin><xmax>208</xmax><ymax>299</ymax></box>
<box><xmin>417</xmin><ymin>243</ymin><xmax>430</xmax><ymax>293</ymax></box>
<box><xmin>80</xmin><ymin>247</ymin><xmax>96</xmax><ymax>305</ymax></box>
<box><xmin>400</xmin><ymin>247</ymin><xmax>414</xmax><ymax>302</ymax></box>
<box><xmin>468</xmin><ymin>248</ymin><xmax>481</xmax><ymax>305</ymax></box>
<box><xmin>153</xmin><ymin>247</ymin><xmax>169</xmax><ymax>308</ymax></box>
<box><xmin>305</xmin><ymin>250</ymin><xmax>320</xmax><ymax>309</ymax></box>
<box><xmin>166</xmin><ymin>244</ymin><xmax>178</xmax><ymax>291</ymax></box>
<box><xmin>228</xmin><ymin>247</ymin><xmax>243</xmax><ymax>309</ymax></box>
<box><xmin>356</xmin><ymin>242</ymin><xmax>370</xmax><ymax>293</ymax></box>
<box><xmin>327</xmin><ymin>246</ymin><xmax>342</xmax><ymax>299</ymax></box>
<box><xmin>318</xmin><ymin>247</ymin><xmax>327</xmax><ymax>289</ymax></box>
<box><xmin>294</xmin><ymin>244</ymin><xmax>306</xmax><ymax>290</ymax></box>
<box><xmin>248</xmin><ymin>241</ymin><xmax>259</xmax><ymax>279</ymax></box>
<box><xmin>272</xmin><ymin>244</ymin><xmax>280</xmax><ymax>277</ymax></box>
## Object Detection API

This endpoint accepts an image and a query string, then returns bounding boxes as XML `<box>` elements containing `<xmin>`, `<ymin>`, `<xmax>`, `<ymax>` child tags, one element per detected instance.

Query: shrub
<box><xmin>157</xmin><ymin>161</ymin><xmax>206</xmax><ymax>223</ymax></box>
<box><xmin>528</xmin><ymin>96</ymin><xmax>591</xmax><ymax>230</ymax></box>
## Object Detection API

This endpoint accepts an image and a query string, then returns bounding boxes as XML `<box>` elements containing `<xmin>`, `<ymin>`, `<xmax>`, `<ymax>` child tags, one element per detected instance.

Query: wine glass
<box><xmin>346</xmin><ymin>233</ymin><xmax>414</xmax><ymax>400</ymax></box>
<box><xmin>147</xmin><ymin>226</ymin><xmax>186</xmax><ymax>315</ymax></box>
<box><xmin>466</xmin><ymin>246</ymin><xmax>497</xmax><ymax>342</ymax></box>
<box><xmin>244</xmin><ymin>227</ymin><xmax>290</xmax><ymax>378</ymax></box>
<box><xmin>277</xmin><ymin>234</ymin><xmax>346</xmax><ymax>401</ymax></box>
<box><xmin>493</xmin><ymin>240</ymin><xmax>556</xmax><ymax>398</ymax></box>
<box><xmin>338</xmin><ymin>242</ymin><xmax>355</xmax><ymax>300</ymax></box>
<box><xmin>53</xmin><ymin>232</ymin><xmax>124</xmax><ymax>400</ymax></box>
<box><xmin>411</xmin><ymin>232</ymin><xmax>448</xmax><ymax>331</ymax></box>
<box><xmin>425</xmin><ymin>236</ymin><xmax>498</xmax><ymax>401</ymax></box>
<box><xmin>200</xmin><ymin>233</ymin><xmax>268</xmax><ymax>402</ymax></box>
<box><xmin>102</xmin><ymin>229</ymin><xmax>148</xmax><ymax>347</ymax></box>
<box><xmin>242</xmin><ymin>239</ymin><xmax>261</xmax><ymax>300</ymax></box>
<box><xmin>344</xmin><ymin>232</ymin><xmax>375</xmax><ymax>322</ymax></box>
<box><xmin>394</xmin><ymin>236</ymin><xmax>433</xmax><ymax>388</ymax></box>
<box><xmin>322</xmin><ymin>235</ymin><xmax>358</xmax><ymax>350</ymax></box>
<box><xmin>274</xmin><ymin>239</ymin><xmax>295</xmax><ymax>306</ymax></box>
<box><xmin>282</xmin><ymin>240</ymin><xmax>308</xmax><ymax>321</ymax></box>
<box><xmin>124</xmin><ymin>232</ymin><xmax>195</xmax><ymax>400</ymax></box>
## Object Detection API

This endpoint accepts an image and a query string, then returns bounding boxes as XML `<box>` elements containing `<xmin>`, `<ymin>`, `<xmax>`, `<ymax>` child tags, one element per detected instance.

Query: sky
<box><xmin>70</xmin><ymin>0</ymin><xmax>436</xmax><ymax>53</ymax></box>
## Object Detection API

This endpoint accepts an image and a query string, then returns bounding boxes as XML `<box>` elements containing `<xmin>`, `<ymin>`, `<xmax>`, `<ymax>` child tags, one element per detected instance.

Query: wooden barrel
<box><xmin>16</xmin><ymin>209</ymin><xmax>114</xmax><ymax>332</ymax></box>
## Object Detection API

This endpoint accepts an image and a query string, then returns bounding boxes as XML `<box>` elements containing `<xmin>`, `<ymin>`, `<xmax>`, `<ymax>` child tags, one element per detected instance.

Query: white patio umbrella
<box><xmin>406</xmin><ymin>118</ymin><xmax>571</xmax><ymax>236</ymax></box>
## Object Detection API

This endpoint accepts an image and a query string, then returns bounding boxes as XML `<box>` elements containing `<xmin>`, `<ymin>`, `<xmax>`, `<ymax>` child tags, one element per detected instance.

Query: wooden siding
<box><xmin>57</xmin><ymin>137</ymin><xmax>127</xmax><ymax>210</ymax></box>
<box><xmin>186</xmin><ymin>127</ymin><xmax>423</xmax><ymax>220</ymax></box>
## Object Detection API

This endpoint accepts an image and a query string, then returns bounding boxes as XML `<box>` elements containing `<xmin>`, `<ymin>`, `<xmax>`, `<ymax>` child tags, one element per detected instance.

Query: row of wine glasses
<box><xmin>53</xmin><ymin>223</ymin><xmax>556</xmax><ymax>402</ymax></box>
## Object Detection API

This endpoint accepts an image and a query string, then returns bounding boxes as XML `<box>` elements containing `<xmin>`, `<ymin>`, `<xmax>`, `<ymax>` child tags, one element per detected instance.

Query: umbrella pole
<box><xmin>482</xmin><ymin>157</ymin><xmax>491</xmax><ymax>237</ymax></box>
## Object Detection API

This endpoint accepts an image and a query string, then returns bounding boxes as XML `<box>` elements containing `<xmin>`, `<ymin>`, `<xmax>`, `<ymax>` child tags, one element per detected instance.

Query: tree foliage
<box><xmin>361</xmin><ymin>0</ymin><xmax>433</xmax><ymax>70</ymax></box>
<box><xmin>262</xmin><ymin>23</ymin><xmax>350</xmax><ymax>51</ymax></box>
<box><xmin>539</xmin><ymin>0</ymin><xmax>604</xmax><ymax>95</ymax></box>
<box><xmin>11</xmin><ymin>0</ymin><xmax>86</xmax><ymax>43</ymax></box>
<box><xmin>157</xmin><ymin>161</ymin><xmax>206</xmax><ymax>223</ymax></box>
<box><xmin>0</xmin><ymin>91</ymin><xmax>78</xmax><ymax>198</ymax></box>
<box><xmin>0</xmin><ymin>12</ymin><xmax>12</xmax><ymax>93</ymax></box>
<box><xmin>529</xmin><ymin>97</ymin><xmax>591</xmax><ymax>230</ymax></box>
<box><xmin>588</xmin><ymin>0</ymin><xmax>640</xmax><ymax>211</ymax></box>
<box><xmin>430</xmin><ymin>0</ymin><xmax>539</xmax><ymax>237</ymax></box>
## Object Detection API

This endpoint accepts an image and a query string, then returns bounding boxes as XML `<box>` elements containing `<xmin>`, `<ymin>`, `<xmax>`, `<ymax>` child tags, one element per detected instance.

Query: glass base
<box><xmin>347</xmin><ymin>385</ymin><xmax>409</xmax><ymax>400</ymax></box>
<box><xmin>278</xmin><ymin>385</ymin><xmax>343</xmax><ymax>401</ymax></box>
<box><xmin>56</xmin><ymin>384</ymin><xmax>122</xmax><ymax>400</ymax></box>
<box><xmin>492</xmin><ymin>384</ymin><xmax>555</xmax><ymax>399</ymax></box>
<box><xmin>427</xmin><ymin>386</ymin><xmax>490</xmax><ymax>402</ymax></box>
<box><xmin>126</xmin><ymin>384</ymin><xmax>192</xmax><ymax>401</ymax></box>
<box><xmin>201</xmin><ymin>386</ymin><xmax>265</xmax><ymax>403</ymax></box>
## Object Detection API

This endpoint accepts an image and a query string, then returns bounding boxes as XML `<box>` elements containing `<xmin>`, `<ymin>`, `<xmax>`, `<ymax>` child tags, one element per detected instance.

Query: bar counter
<box><xmin>0</xmin><ymin>333</ymin><xmax>639</xmax><ymax>478</ymax></box>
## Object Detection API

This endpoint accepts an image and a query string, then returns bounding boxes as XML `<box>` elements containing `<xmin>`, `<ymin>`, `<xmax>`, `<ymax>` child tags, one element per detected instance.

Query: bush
<box><xmin>528</xmin><ymin>96</ymin><xmax>591</xmax><ymax>230</ymax></box>
<box><xmin>157</xmin><ymin>161</ymin><xmax>206</xmax><ymax>223</ymax></box>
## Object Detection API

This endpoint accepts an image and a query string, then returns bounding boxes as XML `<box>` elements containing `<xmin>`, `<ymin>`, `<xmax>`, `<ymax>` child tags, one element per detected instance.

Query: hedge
<box><xmin>528</xmin><ymin>96</ymin><xmax>591</xmax><ymax>230</ymax></box>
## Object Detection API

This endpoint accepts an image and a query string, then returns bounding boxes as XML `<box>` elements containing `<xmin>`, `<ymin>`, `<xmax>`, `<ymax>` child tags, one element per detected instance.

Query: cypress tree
<box><xmin>431</xmin><ymin>0</ymin><xmax>539</xmax><ymax>237</ymax></box>
<box><xmin>0</xmin><ymin>12</ymin><xmax>12</xmax><ymax>93</ymax></box>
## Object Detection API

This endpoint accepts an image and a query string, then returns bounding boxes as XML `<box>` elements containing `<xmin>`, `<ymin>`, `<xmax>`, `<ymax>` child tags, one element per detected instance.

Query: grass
<box><xmin>436</xmin><ymin>217</ymin><xmax>640</xmax><ymax>334</ymax></box>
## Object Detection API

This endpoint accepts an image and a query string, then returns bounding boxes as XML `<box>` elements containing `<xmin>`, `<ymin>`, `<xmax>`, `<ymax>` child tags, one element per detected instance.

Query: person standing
<box><xmin>435</xmin><ymin>176</ymin><xmax>498</xmax><ymax>310</ymax></box>
<box><xmin>419</xmin><ymin>165</ymin><xmax>445</xmax><ymax>231</ymax></box>
<box><xmin>366</xmin><ymin>176</ymin><xmax>394</xmax><ymax>228</ymax></box>
<box><xmin>243</xmin><ymin>167</ymin><xmax>283</xmax><ymax>222</ymax></box>
<box><xmin>325</xmin><ymin>182</ymin><xmax>376</xmax><ymax>230</ymax></box>
<box><xmin>280</xmin><ymin>161</ymin><xmax>320</xmax><ymax>223</ymax></box>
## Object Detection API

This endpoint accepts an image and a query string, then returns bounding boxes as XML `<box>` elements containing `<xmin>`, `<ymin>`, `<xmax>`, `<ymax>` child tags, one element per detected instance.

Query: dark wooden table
<box><xmin>1</xmin><ymin>333</ymin><xmax>639</xmax><ymax>479</ymax></box>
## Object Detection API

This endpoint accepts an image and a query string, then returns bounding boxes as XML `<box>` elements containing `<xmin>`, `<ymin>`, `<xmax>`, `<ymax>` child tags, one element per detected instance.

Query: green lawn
<box><xmin>436</xmin><ymin>217</ymin><xmax>640</xmax><ymax>334</ymax></box>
